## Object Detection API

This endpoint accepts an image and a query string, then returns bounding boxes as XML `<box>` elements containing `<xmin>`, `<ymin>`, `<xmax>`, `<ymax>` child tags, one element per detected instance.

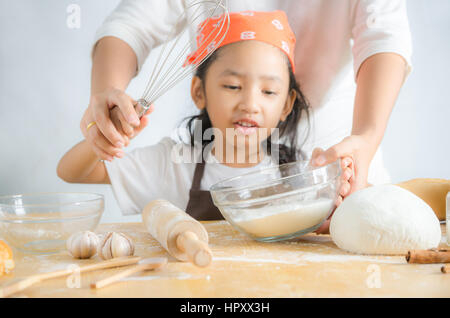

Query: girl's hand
<box><xmin>310</xmin><ymin>135</ymin><xmax>375</xmax><ymax>234</ymax></box>
<box><xmin>80</xmin><ymin>88</ymin><xmax>153</xmax><ymax>161</ymax></box>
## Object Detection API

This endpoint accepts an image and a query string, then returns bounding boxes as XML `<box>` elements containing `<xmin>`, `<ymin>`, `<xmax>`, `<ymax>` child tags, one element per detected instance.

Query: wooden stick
<box><xmin>405</xmin><ymin>249</ymin><xmax>450</xmax><ymax>264</ymax></box>
<box><xmin>90</xmin><ymin>257</ymin><xmax>167</xmax><ymax>289</ymax></box>
<box><xmin>0</xmin><ymin>256</ymin><xmax>141</xmax><ymax>298</ymax></box>
<box><xmin>176</xmin><ymin>231</ymin><xmax>212</xmax><ymax>267</ymax></box>
<box><xmin>442</xmin><ymin>264</ymin><xmax>450</xmax><ymax>274</ymax></box>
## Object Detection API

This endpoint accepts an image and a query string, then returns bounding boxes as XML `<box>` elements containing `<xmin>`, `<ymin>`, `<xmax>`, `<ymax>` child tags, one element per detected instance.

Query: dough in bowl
<box><xmin>329</xmin><ymin>184</ymin><xmax>441</xmax><ymax>255</ymax></box>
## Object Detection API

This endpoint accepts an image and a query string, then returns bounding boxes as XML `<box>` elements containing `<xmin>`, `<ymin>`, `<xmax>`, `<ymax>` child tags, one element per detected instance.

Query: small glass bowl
<box><xmin>0</xmin><ymin>192</ymin><xmax>104</xmax><ymax>254</ymax></box>
<box><xmin>210</xmin><ymin>160</ymin><xmax>341</xmax><ymax>242</ymax></box>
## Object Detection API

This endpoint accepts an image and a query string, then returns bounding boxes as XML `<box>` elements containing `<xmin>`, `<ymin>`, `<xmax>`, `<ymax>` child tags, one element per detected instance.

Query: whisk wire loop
<box><xmin>136</xmin><ymin>0</ymin><xmax>230</xmax><ymax>117</ymax></box>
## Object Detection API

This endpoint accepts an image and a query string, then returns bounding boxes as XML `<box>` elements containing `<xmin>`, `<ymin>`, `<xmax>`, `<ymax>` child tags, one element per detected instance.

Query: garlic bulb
<box><xmin>98</xmin><ymin>232</ymin><xmax>135</xmax><ymax>260</ymax></box>
<box><xmin>66</xmin><ymin>231</ymin><xmax>99</xmax><ymax>259</ymax></box>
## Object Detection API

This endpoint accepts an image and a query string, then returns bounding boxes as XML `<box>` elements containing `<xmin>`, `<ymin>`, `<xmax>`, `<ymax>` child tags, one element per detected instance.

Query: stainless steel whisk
<box><xmin>135</xmin><ymin>0</ymin><xmax>230</xmax><ymax>117</ymax></box>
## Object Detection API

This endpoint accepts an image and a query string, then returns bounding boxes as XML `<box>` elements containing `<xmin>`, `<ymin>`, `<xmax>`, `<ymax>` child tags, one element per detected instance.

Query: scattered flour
<box><xmin>212</xmin><ymin>250</ymin><xmax>401</xmax><ymax>265</ymax></box>
<box><xmin>120</xmin><ymin>272</ymin><xmax>194</xmax><ymax>281</ymax></box>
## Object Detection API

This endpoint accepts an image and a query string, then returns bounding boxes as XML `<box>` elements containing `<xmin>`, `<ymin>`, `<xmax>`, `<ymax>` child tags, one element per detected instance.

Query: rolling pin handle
<box><xmin>176</xmin><ymin>231</ymin><xmax>212</xmax><ymax>267</ymax></box>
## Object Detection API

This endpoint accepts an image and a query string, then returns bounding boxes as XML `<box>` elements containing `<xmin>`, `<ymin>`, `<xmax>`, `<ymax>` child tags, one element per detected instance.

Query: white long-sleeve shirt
<box><xmin>93</xmin><ymin>0</ymin><xmax>413</xmax><ymax>185</ymax></box>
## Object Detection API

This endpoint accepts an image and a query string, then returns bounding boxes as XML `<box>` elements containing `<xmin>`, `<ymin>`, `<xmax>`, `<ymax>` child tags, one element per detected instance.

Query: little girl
<box><xmin>58</xmin><ymin>11</ymin><xmax>353</xmax><ymax>221</ymax></box>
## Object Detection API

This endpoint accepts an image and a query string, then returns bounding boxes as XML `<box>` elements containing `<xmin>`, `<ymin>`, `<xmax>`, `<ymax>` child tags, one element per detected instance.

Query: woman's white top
<box><xmin>94</xmin><ymin>0</ymin><xmax>413</xmax><ymax>186</ymax></box>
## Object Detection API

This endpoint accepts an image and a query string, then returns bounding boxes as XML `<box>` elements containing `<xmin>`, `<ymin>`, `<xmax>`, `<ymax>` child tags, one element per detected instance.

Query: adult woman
<box><xmin>81</xmin><ymin>0</ymin><xmax>412</xmax><ymax>231</ymax></box>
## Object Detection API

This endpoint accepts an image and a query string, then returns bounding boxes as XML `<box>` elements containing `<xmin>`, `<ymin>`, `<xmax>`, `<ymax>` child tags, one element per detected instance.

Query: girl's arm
<box><xmin>59</xmin><ymin>106</ymin><xmax>151</xmax><ymax>184</ymax></box>
<box><xmin>57</xmin><ymin>140</ymin><xmax>110</xmax><ymax>184</ymax></box>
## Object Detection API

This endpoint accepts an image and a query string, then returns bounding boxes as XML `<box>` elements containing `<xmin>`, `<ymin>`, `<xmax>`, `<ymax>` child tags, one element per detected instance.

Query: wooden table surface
<box><xmin>1</xmin><ymin>221</ymin><xmax>449</xmax><ymax>298</ymax></box>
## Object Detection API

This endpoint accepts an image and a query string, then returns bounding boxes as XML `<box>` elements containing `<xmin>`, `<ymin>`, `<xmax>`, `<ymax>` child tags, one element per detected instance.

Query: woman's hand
<box><xmin>311</xmin><ymin>134</ymin><xmax>375</xmax><ymax>234</ymax></box>
<box><xmin>80</xmin><ymin>87</ymin><xmax>153</xmax><ymax>161</ymax></box>
<box><xmin>109</xmin><ymin>104</ymin><xmax>152</xmax><ymax>147</ymax></box>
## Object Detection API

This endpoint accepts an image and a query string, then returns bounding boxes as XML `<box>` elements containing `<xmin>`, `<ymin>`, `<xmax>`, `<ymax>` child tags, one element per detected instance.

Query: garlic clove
<box><xmin>98</xmin><ymin>232</ymin><xmax>134</xmax><ymax>260</ymax></box>
<box><xmin>111</xmin><ymin>233</ymin><xmax>125</xmax><ymax>257</ymax></box>
<box><xmin>66</xmin><ymin>231</ymin><xmax>99</xmax><ymax>259</ymax></box>
<box><xmin>99</xmin><ymin>232</ymin><xmax>113</xmax><ymax>260</ymax></box>
<box><xmin>79</xmin><ymin>232</ymin><xmax>92</xmax><ymax>259</ymax></box>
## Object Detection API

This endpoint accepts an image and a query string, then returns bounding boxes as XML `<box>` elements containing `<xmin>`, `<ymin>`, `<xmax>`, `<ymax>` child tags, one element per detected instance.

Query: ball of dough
<box><xmin>330</xmin><ymin>184</ymin><xmax>441</xmax><ymax>255</ymax></box>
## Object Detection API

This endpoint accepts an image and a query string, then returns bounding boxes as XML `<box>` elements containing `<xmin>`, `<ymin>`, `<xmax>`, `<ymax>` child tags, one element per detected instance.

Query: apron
<box><xmin>185</xmin><ymin>159</ymin><xmax>224</xmax><ymax>221</ymax></box>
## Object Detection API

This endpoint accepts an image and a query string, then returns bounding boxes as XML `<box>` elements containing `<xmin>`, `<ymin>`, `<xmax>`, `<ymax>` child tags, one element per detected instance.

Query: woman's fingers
<box><xmin>310</xmin><ymin>147</ymin><xmax>325</xmax><ymax>166</ymax></box>
<box><xmin>110</xmin><ymin>107</ymin><xmax>130</xmax><ymax>148</ymax></box>
<box><xmin>340</xmin><ymin>156</ymin><xmax>354</xmax><ymax>170</ymax></box>
<box><xmin>80</xmin><ymin>108</ymin><xmax>92</xmax><ymax>139</ymax></box>
<box><xmin>131</xmin><ymin>103</ymin><xmax>154</xmax><ymax>135</ymax></box>
<box><xmin>110</xmin><ymin>100</ymin><xmax>154</xmax><ymax>141</ymax></box>
<box><xmin>311</xmin><ymin>147</ymin><xmax>324</xmax><ymax>158</ymax></box>
<box><xmin>312</xmin><ymin>136</ymin><xmax>361</xmax><ymax>167</ymax></box>
<box><xmin>314</xmin><ymin>193</ymin><xmax>345</xmax><ymax>235</ymax></box>
<box><xmin>91</xmin><ymin>95</ymin><xmax>126</xmax><ymax>147</ymax></box>
<box><xmin>314</xmin><ymin>219</ymin><xmax>330</xmax><ymax>234</ymax></box>
<box><xmin>339</xmin><ymin>180</ymin><xmax>351</xmax><ymax>197</ymax></box>
<box><xmin>89</xmin><ymin>88</ymin><xmax>140</xmax><ymax>147</ymax></box>
<box><xmin>133</xmin><ymin>110</ymin><xmax>152</xmax><ymax>135</ymax></box>
<box><xmin>81</xmin><ymin>90</ymin><xmax>153</xmax><ymax>162</ymax></box>
<box><xmin>110</xmin><ymin>103</ymin><xmax>152</xmax><ymax>142</ymax></box>
<box><xmin>111</xmin><ymin>106</ymin><xmax>134</xmax><ymax>138</ymax></box>
<box><xmin>106</xmin><ymin>89</ymin><xmax>140</xmax><ymax>127</ymax></box>
<box><xmin>341</xmin><ymin>166</ymin><xmax>353</xmax><ymax>182</ymax></box>
<box><xmin>81</xmin><ymin>109</ymin><xmax>113</xmax><ymax>161</ymax></box>
<box><xmin>335</xmin><ymin>195</ymin><xmax>343</xmax><ymax>207</ymax></box>
<box><xmin>320</xmin><ymin>137</ymin><xmax>357</xmax><ymax>165</ymax></box>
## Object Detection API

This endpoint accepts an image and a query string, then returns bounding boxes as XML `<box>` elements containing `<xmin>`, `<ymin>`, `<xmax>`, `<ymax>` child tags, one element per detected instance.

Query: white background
<box><xmin>0</xmin><ymin>0</ymin><xmax>449</xmax><ymax>223</ymax></box>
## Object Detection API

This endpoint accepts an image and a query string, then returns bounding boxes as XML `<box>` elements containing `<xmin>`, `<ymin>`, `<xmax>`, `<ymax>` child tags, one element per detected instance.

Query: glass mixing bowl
<box><xmin>210</xmin><ymin>160</ymin><xmax>341</xmax><ymax>242</ymax></box>
<box><xmin>0</xmin><ymin>192</ymin><xmax>104</xmax><ymax>254</ymax></box>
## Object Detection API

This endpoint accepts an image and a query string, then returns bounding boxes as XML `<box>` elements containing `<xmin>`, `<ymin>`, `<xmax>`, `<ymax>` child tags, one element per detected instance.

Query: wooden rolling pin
<box><xmin>406</xmin><ymin>249</ymin><xmax>450</xmax><ymax>264</ymax></box>
<box><xmin>142</xmin><ymin>199</ymin><xmax>212</xmax><ymax>267</ymax></box>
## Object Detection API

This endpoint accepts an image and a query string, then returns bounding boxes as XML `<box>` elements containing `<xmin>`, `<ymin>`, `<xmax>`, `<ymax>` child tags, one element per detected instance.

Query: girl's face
<box><xmin>191</xmin><ymin>40</ymin><xmax>296</xmax><ymax>167</ymax></box>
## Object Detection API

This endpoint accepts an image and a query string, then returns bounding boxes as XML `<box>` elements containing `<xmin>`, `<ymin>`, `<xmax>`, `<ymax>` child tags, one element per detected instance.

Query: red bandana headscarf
<box><xmin>184</xmin><ymin>10</ymin><xmax>296</xmax><ymax>73</ymax></box>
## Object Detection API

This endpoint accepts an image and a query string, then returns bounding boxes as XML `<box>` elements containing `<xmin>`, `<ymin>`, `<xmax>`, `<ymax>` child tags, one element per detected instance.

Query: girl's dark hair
<box><xmin>180</xmin><ymin>48</ymin><xmax>310</xmax><ymax>164</ymax></box>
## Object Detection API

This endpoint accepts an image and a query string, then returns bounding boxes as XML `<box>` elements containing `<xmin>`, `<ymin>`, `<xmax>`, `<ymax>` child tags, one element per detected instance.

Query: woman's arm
<box><xmin>312</xmin><ymin>53</ymin><xmax>406</xmax><ymax>184</ymax></box>
<box><xmin>349</xmin><ymin>52</ymin><xmax>407</xmax><ymax>179</ymax></box>
<box><xmin>91</xmin><ymin>36</ymin><xmax>137</xmax><ymax>96</ymax></box>
<box><xmin>57</xmin><ymin>140</ymin><xmax>110</xmax><ymax>184</ymax></box>
<box><xmin>311</xmin><ymin>0</ymin><xmax>412</xmax><ymax>187</ymax></box>
<box><xmin>81</xmin><ymin>36</ymin><xmax>141</xmax><ymax>161</ymax></box>
<box><xmin>82</xmin><ymin>0</ymin><xmax>187</xmax><ymax>160</ymax></box>
<box><xmin>353</xmin><ymin>52</ymin><xmax>406</xmax><ymax>152</ymax></box>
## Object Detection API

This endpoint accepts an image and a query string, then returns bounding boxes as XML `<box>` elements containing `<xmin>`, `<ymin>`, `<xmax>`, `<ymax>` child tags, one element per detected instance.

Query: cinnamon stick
<box><xmin>406</xmin><ymin>249</ymin><xmax>450</xmax><ymax>264</ymax></box>
<box><xmin>442</xmin><ymin>264</ymin><xmax>449</xmax><ymax>274</ymax></box>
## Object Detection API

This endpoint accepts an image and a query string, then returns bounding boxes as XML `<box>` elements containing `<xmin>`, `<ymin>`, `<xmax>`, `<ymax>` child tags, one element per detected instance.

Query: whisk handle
<box><xmin>135</xmin><ymin>98</ymin><xmax>152</xmax><ymax>118</ymax></box>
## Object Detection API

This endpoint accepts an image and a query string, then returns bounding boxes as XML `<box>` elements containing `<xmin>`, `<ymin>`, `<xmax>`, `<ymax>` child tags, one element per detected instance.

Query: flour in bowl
<box><xmin>222</xmin><ymin>198</ymin><xmax>334</xmax><ymax>238</ymax></box>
